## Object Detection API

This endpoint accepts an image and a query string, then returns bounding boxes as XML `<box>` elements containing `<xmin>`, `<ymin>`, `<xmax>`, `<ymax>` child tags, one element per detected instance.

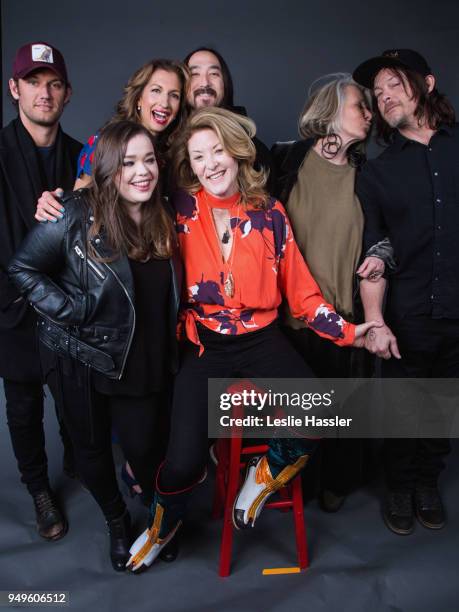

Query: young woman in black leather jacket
<box><xmin>8</xmin><ymin>120</ymin><xmax>180</xmax><ymax>572</ymax></box>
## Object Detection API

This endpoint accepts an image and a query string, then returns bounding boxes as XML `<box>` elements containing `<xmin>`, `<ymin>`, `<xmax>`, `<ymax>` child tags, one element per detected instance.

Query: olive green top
<box><xmin>285</xmin><ymin>147</ymin><xmax>363</xmax><ymax>327</ymax></box>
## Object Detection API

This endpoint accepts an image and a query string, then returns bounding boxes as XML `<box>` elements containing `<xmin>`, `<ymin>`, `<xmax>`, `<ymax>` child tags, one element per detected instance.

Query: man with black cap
<box><xmin>0</xmin><ymin>42</ymin><xmax>81</xmax><ymax>540</ymax></box>
<box><xmin>353</xmin><ymin>49</ymin><xmax>457</xmax><ymax>535</ymax></box>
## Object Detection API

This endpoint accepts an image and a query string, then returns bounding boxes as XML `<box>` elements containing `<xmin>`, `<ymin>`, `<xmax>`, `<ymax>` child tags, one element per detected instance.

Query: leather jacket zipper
<box><xmin>103</xmin><ymin>262</ymin><xmax>136</xmax><ymax>380</ymax></box>
<box><xmin>84</xmin><ymin>240</ymin><xmax>135</xmax><ymax>380</ymax></box>
<box><xmin>74</xmin><ymin>245</ymin><xmax>105</xmax><ymax>279</ymax></box>
<box><xmin>74</xmin><ymin>244</ymin><xmax>85</xmax><ymax>259</ymax></box>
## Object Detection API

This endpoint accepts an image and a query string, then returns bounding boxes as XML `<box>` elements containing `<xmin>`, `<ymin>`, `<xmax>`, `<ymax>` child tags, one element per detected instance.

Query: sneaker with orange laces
<box><xmin>232</xmin><ymin>454</ymin><xmax>309</xmax><ymax>529</ymax></box>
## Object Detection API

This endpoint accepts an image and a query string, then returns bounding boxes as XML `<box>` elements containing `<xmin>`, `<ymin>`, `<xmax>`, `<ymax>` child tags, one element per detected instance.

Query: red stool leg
<box><xmin>291</xmin><ymin>474</ymin><xmax>308</xmax><ymax>569</ymax></box>
<box><xmin>218</xmin><ymin>433</ymin><xmax>242</xmax><ymax>577</ymax></box>
<box><xmin>278</xmin><ymin>485</ymin><xmax>291</xmax><ymax>512</ymax></box>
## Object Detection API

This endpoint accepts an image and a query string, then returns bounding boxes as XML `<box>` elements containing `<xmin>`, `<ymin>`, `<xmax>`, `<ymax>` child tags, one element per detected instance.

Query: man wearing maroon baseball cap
<box><xmin>0</xmin><ymin>41</ymin><xmax>81</xmax><ymax>542</ymax></box>
<box><xmin>354</xmin><ymin>50</ymin><xmax>457</xmax><ymax>537</ymax></box>
<box><xmin>12</xmin><ymin>41</ymin><xmax>69</xmax><ymax>84</ymax></box>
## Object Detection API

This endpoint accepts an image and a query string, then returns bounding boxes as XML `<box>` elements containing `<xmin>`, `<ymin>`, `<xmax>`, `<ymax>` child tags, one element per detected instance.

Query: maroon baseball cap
<box><xmin>12</xmin><ymin>42</ymin><xmax>69</xmax><ymax>83</ymax></box>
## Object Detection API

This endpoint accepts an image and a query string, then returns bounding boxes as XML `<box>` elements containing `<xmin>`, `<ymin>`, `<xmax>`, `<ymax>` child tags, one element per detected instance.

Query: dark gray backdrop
<box><xmin>2</xmin><ymin>0</ymin><xmax>459</xmax><ymax>149</ymax></box>
<box><xmin>2</xmin><ymin>4</ymin><xmax>459</xmax><ymax>608</ymax></box>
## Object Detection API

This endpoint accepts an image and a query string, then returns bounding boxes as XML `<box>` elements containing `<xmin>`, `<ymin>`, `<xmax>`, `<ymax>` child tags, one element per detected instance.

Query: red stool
<box><xmin>212</xmin><ymin>433</ymin><xmax>309</xmax><ymax>577</ymax></box>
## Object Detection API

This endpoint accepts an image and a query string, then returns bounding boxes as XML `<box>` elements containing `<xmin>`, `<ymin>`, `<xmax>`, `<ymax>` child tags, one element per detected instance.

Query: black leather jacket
<box><xmin>8</xmin><ymin>190</ymin><xmax>182</xmax><ymax>380</ymax></box>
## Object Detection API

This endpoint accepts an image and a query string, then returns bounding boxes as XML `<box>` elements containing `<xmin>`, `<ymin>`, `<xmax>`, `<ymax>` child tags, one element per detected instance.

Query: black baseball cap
<box><xmin>353</xmin><ymin>49</ymin><xmax>432</xmax><ymax>89</ymax></box>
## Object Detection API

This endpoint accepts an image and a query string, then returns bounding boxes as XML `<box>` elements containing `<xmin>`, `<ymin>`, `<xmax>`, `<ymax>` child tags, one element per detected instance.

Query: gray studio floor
<box><xmin>1</xmin><ymin>383</ymin><xmax>458</xmax><ymax>612</ymax></box>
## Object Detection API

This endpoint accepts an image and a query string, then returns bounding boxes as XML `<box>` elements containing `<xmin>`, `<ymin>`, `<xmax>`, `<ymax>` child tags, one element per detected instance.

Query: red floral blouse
<box><xmin>172</xmin><ymin>188</ymin><xmax>356</xmax><ymax>354</ymax></box>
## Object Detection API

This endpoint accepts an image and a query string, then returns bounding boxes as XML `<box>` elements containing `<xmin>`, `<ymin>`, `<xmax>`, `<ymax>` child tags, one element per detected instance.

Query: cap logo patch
<box><xmin>385</xmin><ymin>51</ymin><xmax>399</xmax><ymax>58</ymax></box>
<box><xmin>31</xmin><ymin>44</ymin><xmax>53</xmax><ymax>64</ymax></box>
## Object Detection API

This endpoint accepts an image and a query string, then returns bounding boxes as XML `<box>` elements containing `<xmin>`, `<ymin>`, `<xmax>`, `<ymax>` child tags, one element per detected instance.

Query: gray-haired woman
<box><xmin>269</xmin><ymin>73</ymin><xmax>395</xmax><ymax>512</ymax></box>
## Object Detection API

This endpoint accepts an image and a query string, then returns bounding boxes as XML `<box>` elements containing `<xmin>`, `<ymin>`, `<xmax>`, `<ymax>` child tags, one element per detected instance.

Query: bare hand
<box><xmin>363</xmin><ymin>323</ymin><xmax>401</xmax><ymax>359</ymax></box>
<box><xmin>352</xmin><ymin>320</ymin><xmax>383</xmax><ymax>348</ymax></box>
<box><xmin>35</xmin><ymin>188</ymin><xmax>65</xmax><ymax>222</ymax></box>
<box><xmin>356</xmin><ymin>256</ymin><xmax>385</xmax><ymax>282</ymax></box>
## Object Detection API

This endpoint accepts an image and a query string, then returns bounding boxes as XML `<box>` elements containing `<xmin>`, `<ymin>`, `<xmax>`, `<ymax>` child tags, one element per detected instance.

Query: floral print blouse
<box><xmin>172</xmin><ymin>188</ymin><xmax>356</xmax><ymax>354</ymax></box>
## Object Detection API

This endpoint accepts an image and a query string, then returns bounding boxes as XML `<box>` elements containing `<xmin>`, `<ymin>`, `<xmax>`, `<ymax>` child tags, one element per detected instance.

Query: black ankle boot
<box><xmin>126</xmin><ymin>491</ymin><xmax>186</xmax><ymax>572</ymax></box>
<box><xmin>159</xmin><ymin>532</ymin><xmax>179</xmax><ymax>562</ymax></box>
<box><xmin>107</xmin><ymin>510</ymin><xmax>131</xmax><ymax>572</ymax></box>
<box><xmin>32</xmin><ymin>488</ymin><xmax>68</xmax><ymax>541</ymax></box>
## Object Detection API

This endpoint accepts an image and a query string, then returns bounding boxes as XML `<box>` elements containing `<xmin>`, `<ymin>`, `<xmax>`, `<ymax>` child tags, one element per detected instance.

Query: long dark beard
<box><xmin>321</xmin><ymin>133</ymin><xmax>343</xmax><ymax>159</ymax></box>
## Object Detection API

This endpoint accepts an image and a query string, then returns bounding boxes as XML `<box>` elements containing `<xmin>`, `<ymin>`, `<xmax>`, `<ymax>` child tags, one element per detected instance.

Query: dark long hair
<box><xmin>183</xmin><ymin>47</ymin><xmax>234</xmax><ymax>109</ymax></box>
<box><xmin>87</xmin><ymin>121</ymin><xmax>175</xmax><ymax>262</ymax></box>
<box><xmin>374</xmin><ymin>67</ymin><xmax>455</xmax><ymax>144</ymax></box>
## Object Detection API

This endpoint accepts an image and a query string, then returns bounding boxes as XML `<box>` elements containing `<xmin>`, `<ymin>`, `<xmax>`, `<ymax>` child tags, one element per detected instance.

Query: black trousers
<box><xmin>3</xmin><ymin>376</ymin><xmax>74</xmax><ymax>495</ymax></box>
<box><xmin>160</xmin><ymin>322</ymin><xmax>318</xmax><ymax>493</ymax></box>
<box><xmin>57</xmin><ymin>368</ymin><xmax>168</xmax><ymax>520</ymax></box>
<box><xmin>382</xmin><ymin>316</ymin><xmax>456</xmax><ymax>490</ymax></box>
<box><xmin>282</xmin><ymin>325</ymin><xmax>373</xmax><ymax>496</ymax></box>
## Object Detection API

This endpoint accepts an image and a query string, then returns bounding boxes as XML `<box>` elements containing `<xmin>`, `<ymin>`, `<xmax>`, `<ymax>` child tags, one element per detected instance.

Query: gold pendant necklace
<box><xmin>205</xmin><ymin>191</ymin><xmax>240</xmax><ymax>299</ymax></box>
<box><xmin>224</xmin><ymin>270</ymin><xmax>235</xmax><ymax>298</ymax></box>
<box><xmin>222</xmin><ymin>207</ymin><xmax>239</xmax><ymax>297</ymax></box>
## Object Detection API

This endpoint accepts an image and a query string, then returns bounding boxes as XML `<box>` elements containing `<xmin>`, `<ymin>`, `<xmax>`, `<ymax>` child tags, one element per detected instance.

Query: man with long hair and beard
<box><xmin>183</xmin><ymin>47</ymin><xmax>275</xmax><ymax>191</ymax></box>
<box><xmin>353</xmin><ymin>49</ymin><xmax>457</xmax><ymax>536</ymax></box>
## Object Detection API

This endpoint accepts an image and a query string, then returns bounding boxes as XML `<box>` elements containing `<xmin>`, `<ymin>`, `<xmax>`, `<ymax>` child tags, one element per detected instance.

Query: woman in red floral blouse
<box><xmin>127</xmin><ymin>107</ymin><xmax>379</xmax><ymax>572</ymax></box>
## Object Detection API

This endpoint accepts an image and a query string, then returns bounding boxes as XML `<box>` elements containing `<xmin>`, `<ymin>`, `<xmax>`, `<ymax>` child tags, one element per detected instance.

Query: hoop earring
<box><xmin>321</xmin><ymin>133</ymin><xmax>342</xmax><ymax>159</ymax></box>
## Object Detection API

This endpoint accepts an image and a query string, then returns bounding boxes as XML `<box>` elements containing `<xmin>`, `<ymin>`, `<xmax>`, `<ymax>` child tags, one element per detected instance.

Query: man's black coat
<box><xmin>0</xmin><ymin>117</ymin><xmax>81</xmax><ymax>380</ymax></box>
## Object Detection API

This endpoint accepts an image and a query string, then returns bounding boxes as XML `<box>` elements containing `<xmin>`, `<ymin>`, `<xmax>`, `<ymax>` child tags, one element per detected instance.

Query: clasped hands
<box><xmin>358</xmin><ymin>321</ymin><xmax>401</xmax><ymax>359</ymax></box>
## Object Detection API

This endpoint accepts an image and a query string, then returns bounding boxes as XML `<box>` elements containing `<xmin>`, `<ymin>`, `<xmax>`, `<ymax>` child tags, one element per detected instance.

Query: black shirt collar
<box><xmin>391</xmin><ymin>123</ymin><xmax>454</xmax><ymax>152</ymax></box>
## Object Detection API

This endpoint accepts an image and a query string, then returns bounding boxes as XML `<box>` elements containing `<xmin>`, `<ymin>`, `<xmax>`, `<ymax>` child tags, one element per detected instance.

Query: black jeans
<box><xmin>160</xmin><ymin>322</ymin><xmax>319</xmax><ymax>493</ymax></box>
<box><xmin>382</xmin><ymin>316</ymin><xmax>456</xmax><ymax>490</ymax></box>
<box><xmin>282</xmin><ymin>325</ymin><xmax>374</xmax><ymax>496</ymax></box>
<box><xmin>3</xmin><ymin>377</ymin><xmax>74</xmax><ymax>495</ymax></box>
<box><xmin>57</xmin><ymin>369</ymin><xmax>168</xmax><ymax>520</ymax></box>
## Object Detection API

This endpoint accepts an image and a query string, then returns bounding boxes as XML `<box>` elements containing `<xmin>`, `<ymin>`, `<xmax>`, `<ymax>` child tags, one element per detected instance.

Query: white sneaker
<box><xmin>232</xmin><ymin>454</ymin><xmax>309</xmax><ymax>529</ymax></box>
<box><xmin>232</xmin><ymin>456</ymin><xmax>277</xmax><ymax>529</ymax></box>
<box><xmin>126</xmin><ymin>523</ymin><xmax>180</xmax><ymax>572</ymax></box>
